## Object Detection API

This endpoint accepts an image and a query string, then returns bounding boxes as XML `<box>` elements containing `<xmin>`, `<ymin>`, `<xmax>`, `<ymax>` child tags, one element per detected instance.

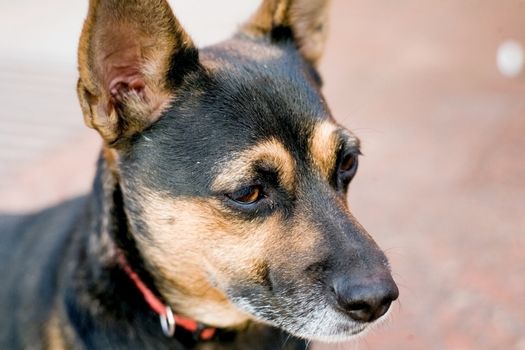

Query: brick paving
<box><xmin>1</xmin><ymin>1</ymin><xmax>525</xmax><ymax>349</ymax></box>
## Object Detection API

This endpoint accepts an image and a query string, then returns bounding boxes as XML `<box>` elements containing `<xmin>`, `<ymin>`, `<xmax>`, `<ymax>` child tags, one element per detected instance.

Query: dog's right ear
<box><xmin>77</xmin><ymin>0</ymin><xmax>198</xmax><ymax>145</ymax></box>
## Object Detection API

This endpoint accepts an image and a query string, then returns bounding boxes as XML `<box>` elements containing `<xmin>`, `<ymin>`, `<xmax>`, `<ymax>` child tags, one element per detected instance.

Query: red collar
<box><xmin>117</xmin><ymin>252</ymin><xmax>216</xmax><ymax>341</ymax></box>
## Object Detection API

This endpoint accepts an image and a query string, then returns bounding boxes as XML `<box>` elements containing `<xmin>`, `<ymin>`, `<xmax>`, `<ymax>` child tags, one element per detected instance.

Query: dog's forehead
<box><xmin>159</xmin><ymin>39</ymin><xmax>330</xmax><ymax>149</ymax></box>
<box><xmin>196</xmin><ymin>39</ymin><xmax>329</xmax><ymax>141</ymax></box>
<box><xmin>125</xmin><ymin>39</ymin><xmax>336</xmax><ymax>195</ymax></box>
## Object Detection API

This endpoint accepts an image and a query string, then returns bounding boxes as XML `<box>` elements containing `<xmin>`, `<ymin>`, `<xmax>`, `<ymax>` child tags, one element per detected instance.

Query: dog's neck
<box><xmin>60</xmin><ymin>153</ymin><xmax>307</xmax><ymax>350</ymax></box>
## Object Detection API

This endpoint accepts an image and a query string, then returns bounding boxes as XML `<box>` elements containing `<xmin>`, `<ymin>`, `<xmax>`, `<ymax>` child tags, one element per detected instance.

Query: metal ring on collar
<box><xmin>160</xmin><ymin>306</ymin><xmax>176</xmax><ymax>337</ymax></box>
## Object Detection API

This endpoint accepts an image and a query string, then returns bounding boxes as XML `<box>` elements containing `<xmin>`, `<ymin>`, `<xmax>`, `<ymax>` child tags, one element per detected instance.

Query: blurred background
<box><xmin>1</xmin><ymin>0</ymin><xmax>524</xmax><ymax>349</ymax></box>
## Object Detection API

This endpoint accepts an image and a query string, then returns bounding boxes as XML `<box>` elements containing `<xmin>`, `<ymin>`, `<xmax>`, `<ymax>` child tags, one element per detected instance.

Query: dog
<box><xmin>0</xmin><ymin>0</ymin><xmax>399</xmax><ymax>348</ymax></box>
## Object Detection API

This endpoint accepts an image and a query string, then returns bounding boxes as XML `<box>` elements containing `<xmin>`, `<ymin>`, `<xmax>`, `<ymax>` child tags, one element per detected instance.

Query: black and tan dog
<box><xmin>0</xmin><ymin>0</ymin><xmax>398</xmax><ymax>349</ymax></box>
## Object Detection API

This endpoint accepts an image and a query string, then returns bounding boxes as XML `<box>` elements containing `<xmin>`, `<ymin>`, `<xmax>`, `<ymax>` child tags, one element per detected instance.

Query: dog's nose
<box><xmin>333</xmin><ymin>275</ymin><xmax>399</xmax><ymax>322</ymax></box>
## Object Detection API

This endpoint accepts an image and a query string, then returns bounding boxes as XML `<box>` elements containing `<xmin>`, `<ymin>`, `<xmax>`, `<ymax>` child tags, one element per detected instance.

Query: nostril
<box><xmin>342</xmin><ymin>300</ymin><xmax>374</xmax><ymax>322</ymax></box>
<box><xmin>344</xmin><ymin>301</ymin><xmax>373</xmax><ymax>322</ymax></box>
<box><xmin>347</xmin><ymin>301</ymin><xmax>370</xmax><ymax>312</ymax></box>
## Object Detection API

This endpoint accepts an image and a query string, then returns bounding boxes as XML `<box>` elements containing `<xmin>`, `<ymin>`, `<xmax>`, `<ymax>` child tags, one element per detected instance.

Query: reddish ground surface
<box><xmin>1</xmin><ymin>1</ymin><xmax>524</xmax><ymax>349</ymax></box>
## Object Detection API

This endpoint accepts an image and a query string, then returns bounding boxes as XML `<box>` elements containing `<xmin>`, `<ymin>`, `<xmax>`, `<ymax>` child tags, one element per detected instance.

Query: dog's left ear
<box><xmin>77</xmin><ymin>0</ymin><xmax>199</xmax><ymax>145</ymax></box>
<box><xmin>241</xmin><ymin>0</ymin><xmax>331</xmax><ymax>67</ymax></box>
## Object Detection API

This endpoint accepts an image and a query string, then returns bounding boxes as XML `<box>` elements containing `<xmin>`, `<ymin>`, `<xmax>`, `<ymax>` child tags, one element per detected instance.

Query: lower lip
<box><xmin>336</xmin><ymin>322</ymin><xmax>367</xmax><ymax>335</ymax></box>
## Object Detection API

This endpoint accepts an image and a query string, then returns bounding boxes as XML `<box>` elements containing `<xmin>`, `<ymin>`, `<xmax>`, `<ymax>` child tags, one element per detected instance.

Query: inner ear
<box><xmin>105</xmin><ymin>45</ymin><xmax>147</xmax><ymax>106</ymax></box>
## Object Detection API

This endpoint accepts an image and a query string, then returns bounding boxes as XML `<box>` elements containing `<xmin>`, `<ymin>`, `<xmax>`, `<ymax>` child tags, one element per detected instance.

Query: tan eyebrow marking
<box><xmin>212</xmin><ymin>138</ymin><xmax>296</xmax><ymax>192</ymax></box>
<box><xmin>310</xmin><ymin>121</ymin><xmax>359</xmax><ymax>179</ymax></box>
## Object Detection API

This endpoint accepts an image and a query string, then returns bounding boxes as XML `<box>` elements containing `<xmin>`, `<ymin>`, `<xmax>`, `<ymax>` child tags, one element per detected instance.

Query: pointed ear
<box><xmin>241</xmin><ymin>0</ymin><xmax>331</xmax><ymax>67</ymax></box>
<box><xmin>77</xmin><ymin>0</ymin><xmax>199</xmax><ymax>145</ymax></box>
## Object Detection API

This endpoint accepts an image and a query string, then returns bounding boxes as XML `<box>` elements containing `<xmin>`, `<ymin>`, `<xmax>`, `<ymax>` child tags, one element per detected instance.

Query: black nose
<box><xmin>333</xmin><ymin>275</ymin><xmax>399</xmax><ymax>322</ymax></box>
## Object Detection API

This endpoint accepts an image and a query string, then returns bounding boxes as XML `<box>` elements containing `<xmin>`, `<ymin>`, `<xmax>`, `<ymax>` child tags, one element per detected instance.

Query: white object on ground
<box><xmin>497</xmin><ymin>39</ymin><xmax>524</xmax><ymax>77</ymax></box>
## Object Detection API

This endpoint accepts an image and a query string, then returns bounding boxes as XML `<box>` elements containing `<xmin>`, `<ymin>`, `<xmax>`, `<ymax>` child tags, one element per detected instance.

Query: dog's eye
<box><xmin>338</xmin><ymin>152</ymin><xmax>359</xmax><ymax>184</ymax></box>
<box><xmin>340</xmin><ymin>153</ymin><xmax>357</xmax><ymax>172</ymax></box>
<box><xmin>228</xmin><ymin>185</ymin><xmax>264</xmax><ymax>205</ymax></box>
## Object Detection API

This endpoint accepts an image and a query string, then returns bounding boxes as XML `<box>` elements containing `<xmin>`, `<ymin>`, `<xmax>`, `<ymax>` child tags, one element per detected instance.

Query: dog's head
<box><xmin>77</xmin><ymin>0</ymin><xmax>398</xmax><ymax>342</ymax></box>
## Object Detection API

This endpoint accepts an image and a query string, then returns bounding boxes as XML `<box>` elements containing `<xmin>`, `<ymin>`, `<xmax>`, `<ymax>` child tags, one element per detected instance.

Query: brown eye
<box><xmin>228</xmin><ymin>185</ymin><xmax>264</xmax><ymax>204</ymax></box>
<box><xmin>338</xmin><ymin>152</ymin><xmax>359</xmax><ymax>186</ymax></box>
<box><xmin>340</xmin><ymin>153</ymin><xmax>357</xmax><ymax>172</ymax></box>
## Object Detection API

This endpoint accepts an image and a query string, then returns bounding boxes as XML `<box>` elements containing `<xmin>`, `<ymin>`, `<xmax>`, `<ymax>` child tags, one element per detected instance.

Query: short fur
<box><xmin>0</xmin><ymin>0</ymin><xmax>397</xmax><ymax>349</ymax></box>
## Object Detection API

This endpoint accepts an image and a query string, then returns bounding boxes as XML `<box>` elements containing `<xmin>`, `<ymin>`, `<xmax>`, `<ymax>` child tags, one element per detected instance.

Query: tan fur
<box><xmin>241</xmin><ymin>0</ymin><xmax>331</xmax><ymax>66</ymax></box>
<box><xmin>102</xmin><ymin>146</ymin><xmax>120</xmax><ymax>176</ymax></box>
<box><xmin>44</xmin><ymin>311</ymin><xmax>67</xmax><ymax>350</ymax></box>
<box><xmin>212</xmin><ymin>138</ymin><xmax>296</xmax><ymax>193</ymax></box>
<box><xmin>77</xmin><ymin>0</ymin><xmax>194</xmax><ymax>144</ymax></box>
<box><xmin>310</xmin><ymin>121</ymin><xmax>359</xmax><ymax>179</ymax></box>
<box><xmin>310</xmin><ymin>121</ymin><xmax>339</xmax><ymax>179</ymax></box>
<box><xmin>125</xmin><ymin>193</ymin><xmax>265</xmax><ymax>327</ymax></box>
<box><xmin>120</xmin><ymin>184</ymin><xmax>330</xmax><ymax>328</ymax></box>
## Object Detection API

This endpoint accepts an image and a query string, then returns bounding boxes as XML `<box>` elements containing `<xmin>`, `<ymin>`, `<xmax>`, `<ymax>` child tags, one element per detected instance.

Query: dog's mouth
<box><xmin>313</xmin><ymin>322</ymin><xmax>369</xmax><ymax>342</ymax></box>
<box><xmin>299</xmin><ymin>307</ymin><xmax>395</xmax><ymax>343</ymax></box>
<box><xmin>229</xmin><ymin>293</ymin><xmax>392</xmax><ymax>343</ymax></box>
